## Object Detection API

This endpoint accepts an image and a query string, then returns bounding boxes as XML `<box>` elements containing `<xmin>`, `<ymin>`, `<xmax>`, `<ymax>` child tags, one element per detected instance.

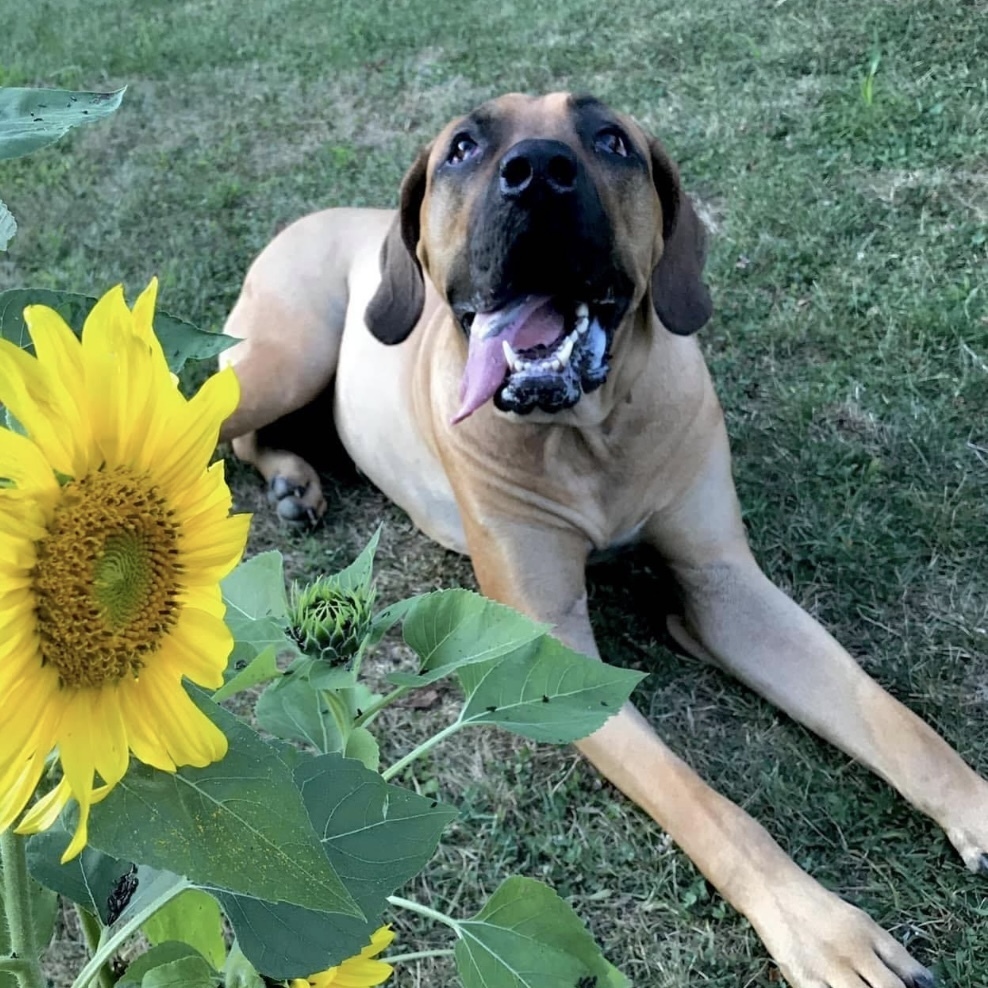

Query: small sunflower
<box><xmin>0</xmin><ymin>280</ymin><xmax>250</xmax><ymax>860</ymax></box>
<box><xmin>289</xmin><ymin>926</ymin><xmax>395</xmax><ymax>988</ymax></box>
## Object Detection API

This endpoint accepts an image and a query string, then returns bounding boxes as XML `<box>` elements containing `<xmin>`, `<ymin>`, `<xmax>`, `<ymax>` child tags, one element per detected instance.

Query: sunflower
<box><xmin>0</xmin><ymin>280</ymin><xmax>250</xmax><ymax>861</ymax></box>
<box><xmin>289</xmin><ymin>926</ymin><xmax>395</xmax><ymax>988</ymax></box>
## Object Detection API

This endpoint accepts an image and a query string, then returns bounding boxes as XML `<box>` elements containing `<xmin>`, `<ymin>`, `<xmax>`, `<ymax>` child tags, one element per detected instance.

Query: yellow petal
<box><xmin>56</xmin><ymin>698</ymin><xmax>100</xmax><ymax>860</ymax></box>
<box><xmin>117</xmin><ymin>678</ymin><xmax>177</xmax><ymax>772</ymax></box>
<box><xmin>180</xmin><ymin>513</ymin><xmax>251</xmax><ymax>585</ymax></box>
<box><xmin>169</xmin><ymin>458</ymin><xmax>233</xmax><ymax>523</ymax></box>
<box><xmin>0</xmin><ymin>680</ymin><xmax>62</xmax><ymax>832</ymax></box>
<box><xmin>158</xmin><ymin>605</ymin><xmax>232</xmax><ymax>689</ymax></box>
<box><xmin>0</xmin><ymin>339</ymin><xmax>83</xmax><ymax>476</ymax></box>
<box><xmin>0</xmin><ymin>427</ymin><xmax>57</xmax><ymax>491</ymax></box>
<box><xmin>177</xmin><ymin>583</ymin><xmax>226</xmax><ymax>619</ymax></box>
<box><xmin>0</xmin><ymin>624</ymin><xmax>42</xmax><ymax>693</ymax></box>
<box><xmin>0</xmin><ymin>753</ymin><xmax>48</xmax><ymax>834</ymax></box>
<box><xmin>17</xmin><ymin>776</ymin><xmax>72</xmax><ymax>834</ymax></box>
<box><xmin>333</xmin><ymin>959</ymin><xmax>394</xmax><ymax>987</ymax></box>
<box><xmin>82</xmin><ymin>317</ymin><xmax>157</xmax><ymax>469</ymax></box>
<box><xmin>146</xmin><ymin>368</ymin><xmax>240</xmax><ymax>493</ymax></box>
<box><xmin>0</xmin><ymin>583</ymin><xmax>35</xmax><ymax>636</ymax></box>
<box><xmin>23</xmin><ymin>305</ymin><xmax>92</xmax><ymax>455</ymax></box>
<box><xmin>0</xmin><ymin>489</ymin><xmax>50</xmax><ymax>540</ymax></box>
<box><xmin>131</xmin><ymin>665</ymin><xmax>228</xmax><ymax>767</ymax></box>
<box><xmin>362</xmin><ymin>927</ymin><xmax>395</xmax><ymax>959</ymax></box>
<box><xmin>131</xmin><ymin>278</ymin><xmax>161</xmax><ymax>346</ymax></box>
<box><xmin>0</xmin><ymin>670</ymin><xmax>61</xmax><ymax>774</ymax></box>
<box><xmin>88</xmin><ymin>687</ymin><xmax>130</xmax><ymax>788</ymax></box>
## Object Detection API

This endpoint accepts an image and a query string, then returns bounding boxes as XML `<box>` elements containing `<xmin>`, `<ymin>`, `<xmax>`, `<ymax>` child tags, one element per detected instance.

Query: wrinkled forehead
<box><xmin>428</xmin><ymin>92</ymin><xmax>645</xmax><ymax>165</ymax></box>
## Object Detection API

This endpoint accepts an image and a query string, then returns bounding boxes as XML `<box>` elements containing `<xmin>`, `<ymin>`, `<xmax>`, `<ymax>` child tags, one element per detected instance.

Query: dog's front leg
<box><xmin>665</xmin><ymin>552</ymin><xmax>988</xmax><ymax>877</ymax></box>
<box><xmin>462</xmin><ymin>515</ymin><xmax>934</xmax><ymax>988</ymax></box>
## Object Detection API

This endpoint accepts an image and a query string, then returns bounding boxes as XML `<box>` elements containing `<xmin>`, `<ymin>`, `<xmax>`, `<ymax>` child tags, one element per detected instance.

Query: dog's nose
<box><xmin>498</xmin><ymin>139</ymin><xmax>579</xmax><ymax>200</ymax></box>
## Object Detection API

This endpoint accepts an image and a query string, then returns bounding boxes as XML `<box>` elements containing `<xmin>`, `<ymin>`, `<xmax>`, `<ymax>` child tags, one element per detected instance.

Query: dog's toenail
<box><xmin>912</xmin><ymin>971</ymin><xmax>935</xmax><ymax>988</ymax></box>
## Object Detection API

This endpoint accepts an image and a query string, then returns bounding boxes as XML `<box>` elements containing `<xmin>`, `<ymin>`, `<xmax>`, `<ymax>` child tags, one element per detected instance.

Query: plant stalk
<box><xmin>0</xmin><ymin>828</ymin><xmax>46</xmax><ymax>988</ymax></box>
<box><xmin>380</xmin><ymin>721</ymin><xmax>465</xmax><ymax>781</ymax></box>
<box><xmin>74</xmin><ymin>905</ymin><xmax>114</xmax><ymax>988</ymax></box>
<box><xmin>383</xmin><ymin>949</ymin><xmax>456</xmax><ymax>963</ymax></box>
<box><xmin>386</xmin><ymin>895</ymin><xmax>461</xmax><ymax>933</ymax></box>
<box><xmin>352</xmin><ymin>686</ymin><xmax>408</xmax><ymax>728</ymax></box>
<box><xmin>69</xmin><ymin>878</ymin><xmax>190</xmax><ymax>988</ymax></box>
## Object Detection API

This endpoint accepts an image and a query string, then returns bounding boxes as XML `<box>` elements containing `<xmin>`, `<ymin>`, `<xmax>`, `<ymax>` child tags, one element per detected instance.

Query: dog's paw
<box><xmin>943</xmin><ymin>780</ymin><xmax>988</xmax><ymax>875</ymax></box>
<box><xmin>267</xmin><ymin>475</ymin><xmax>324</xmax><ymax>527</ymax></box>
<box><xmin>757</xmin><ymin>892</ymin><xmax>934</xmax><ymax>988</ymax></box>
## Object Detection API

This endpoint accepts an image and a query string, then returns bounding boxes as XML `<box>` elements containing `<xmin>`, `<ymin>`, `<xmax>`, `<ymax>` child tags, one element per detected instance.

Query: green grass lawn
<box><xmin>3</xmin><ymin>0</ymin><xmax>987</xmax><ymax>984</ymax></box>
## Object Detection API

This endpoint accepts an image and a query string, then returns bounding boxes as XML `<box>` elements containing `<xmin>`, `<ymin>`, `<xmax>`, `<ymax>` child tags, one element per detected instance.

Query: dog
<box><xmin>218</xmin><ymin>92</ymin><xmax>987</xmax><ymax>987</ymax></box>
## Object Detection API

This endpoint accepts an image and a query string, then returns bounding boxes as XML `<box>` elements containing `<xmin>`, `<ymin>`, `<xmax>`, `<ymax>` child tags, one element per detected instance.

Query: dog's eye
<box><xmin>447</xmin><ymin>134</ymin><xmax>479</xmax><ymax>165</ymax></box>
<box><xmin>594</xmin><ymin>128</ymin><xmax>629</xmax><ymax>158</ymax></box>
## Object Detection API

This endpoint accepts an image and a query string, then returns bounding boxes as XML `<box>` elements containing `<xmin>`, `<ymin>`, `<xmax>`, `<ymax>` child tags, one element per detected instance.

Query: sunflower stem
<box><xmin>0</xmin><ymin>828</ymin><xmax>46</xmax><ymax>988</ymax></box>
<box><xmin>0</xmin><ymin>958</ymin><xmax>35</xmax><ymax>979</ymax></box>
<box><xmin>74</xmin><ymin>906</ymin><xmax>114</xmax><ymax>988</ymax></box>
<box><xmin>352</xmin><ymin>686</ymin><xmax>408</xmax><ymax>728</ymax></box>
<box><xmin>321</xmin><ymin>689</ymin><xmax>353</xmax><ymax>749</ymax></box>
<box><xmin>349</xmin><ymin>635</ymin><xmax>372</xmax><ymax>680</ymax></box>
<box><xmin>69</xmin><ymin>878</ymin><xmax>191</xmax><ymax>988</ymax></box>
<box><xmin>380</xmin><ymin>721</ymin><xmax>466</xmax><ymax>781</ymax></box>
<box><xmin>386</xmin><ymin>896</ymin><xmax>461</xmax><ymax>933</ymax></box>
<box><xmin>383</xmin><ymin>949</ymin><xmax>456</xmax><ymax>963</ymax></box>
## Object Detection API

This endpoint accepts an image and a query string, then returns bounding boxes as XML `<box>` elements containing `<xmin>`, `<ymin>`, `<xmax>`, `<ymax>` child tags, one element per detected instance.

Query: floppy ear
<box><xmin>648</xmin><ymin>137</ymin><xmax>713</xmax><ymax>335</ymax></box>
<box><xmin>364</xmin><ymin>145</ymin><xmax>430</xmax><ymax>344</ymax></box>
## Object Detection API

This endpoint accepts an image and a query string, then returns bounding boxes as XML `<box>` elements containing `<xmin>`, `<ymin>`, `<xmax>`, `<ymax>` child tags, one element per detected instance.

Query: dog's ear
<box><xmin>648</xmin><ymin>137</ymin><xmax>713</xmax><ymax>335</ymax></box>
<box><xmin>364</xmin><ymin>145</ymin><xmax>430</xmax><ymax>345</ymax></box>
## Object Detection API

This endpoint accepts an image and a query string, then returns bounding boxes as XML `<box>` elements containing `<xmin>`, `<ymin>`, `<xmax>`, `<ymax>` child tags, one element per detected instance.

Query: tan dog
<box><xmin>219</xmin><ymin>93</ymin><xmax>987</xmax><ymax>987</ymax></box>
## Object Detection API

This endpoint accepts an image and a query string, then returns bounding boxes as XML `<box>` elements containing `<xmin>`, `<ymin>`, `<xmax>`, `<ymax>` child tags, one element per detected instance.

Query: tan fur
<box><xmin>220</xmin><ymin>94</ymin><xmax>986</xmax><ymax>987</ymax></box>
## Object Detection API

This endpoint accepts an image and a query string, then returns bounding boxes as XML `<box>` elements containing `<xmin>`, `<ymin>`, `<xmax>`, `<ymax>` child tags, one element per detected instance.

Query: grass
<box><xmin>2</xmin><ymin>0</ymin><xmax>987</xmax><ymax>984</ymax></box>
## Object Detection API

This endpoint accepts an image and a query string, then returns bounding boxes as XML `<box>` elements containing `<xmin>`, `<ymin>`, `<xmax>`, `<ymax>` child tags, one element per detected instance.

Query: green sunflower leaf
<box><xmin>456</xmin><ymin>636</ymin><xmax>645</xmax><ymax>743</ymax></box>
<box><xmin>25</xmin><ymin>833</ymin><xmax>133</xmax><ymax>924</ymax></box>
<box><xmin>388</xmin><ymin>589</ymin><xmax>550</xmax><ymax>688</ymax></box>
<box><xmin>325</xmin><ymin>526</ymin><xmax>381</xmax><ymax>593</ymax></box>
<box><xmin>117</xmin><ymin>943</ymin><xmax>213</xmax><ymax>988</ymax></box>
<box><xmin>216</xmin><ymin>753</ymin><xmax>456</xmax><ymax>979</ymax></box>
<box><xmin>0</xmin><ymin>198</ymin><xmax>15</xmax><ymax>250</ymax></box>
<box><xmin>212</xmin><ymin>644</ymin><xmax>281</xmax><ymax>702</ymax></box>
<box><xmin>0</xmin><ymin>86</ymin><xmax>125</xmax><ymax>161</ymax></box>
<box><xmin>117</xmin><ymin>944</ymin><xmax>204</xmax><ymax>988</ymax></box>
<box><xmin>85</xmin><ymin>693</ymin><xmax>362</xmax><ymax>920</ymax></box>
<box><xmin>255</xmin><ymin>660</ymin><xmax>345</xmax><ymax>752</ymax></box>
<box><xmin>143</xmin><ymin>889</ymin><xmax>226</xmax><ymax>970</ymax></box>
<box><xmin>222</xmin><ymin>551</ymin><xmax>289</xmax><ymax>623</ymax></box>
<box><xmin>223</xmin><ymin>941</ymin><xmax>265</xmax><ymax>988</ymax></box>
<box><xmin>0</xmin><ymin>288</ymin><xmax>234</xmax><ymax>371</ymax></box>
<box><xmin>219</xmin><ymin>551</ymin><xmax>294</xmax><ymax>696</ymax></box>
<box><xmin>343</xmin><ymin>726</ymin><xmax>380</xmax><ymax>772</ymax></box>
<box><xmin>455</xmin><ymin>877</ymin><xmax>630</xmax><ymax>988</ymax></box>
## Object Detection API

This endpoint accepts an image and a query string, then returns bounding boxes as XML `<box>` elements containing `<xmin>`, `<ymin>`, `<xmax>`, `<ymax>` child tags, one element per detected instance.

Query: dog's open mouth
<box><xmin>452</xmin><ymin>295</ymin><xmax>617</xmax><ymax>423</ymax></box>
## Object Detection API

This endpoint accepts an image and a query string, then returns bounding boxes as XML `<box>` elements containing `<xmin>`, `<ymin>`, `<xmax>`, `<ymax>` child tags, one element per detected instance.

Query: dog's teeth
<box><xmin>549</xmin><ymin>358</ymin><xmax>563</xmax><ymax>372</ymax></box>
<box><xmin>502</xmin><ymin>340</ymin><xmax>521</xmax><ymax>371</ymax></box>
<box><xmin>556</xmin><ymin>335</ymin><xmax>576</xmax><ymax>366</ymax></box>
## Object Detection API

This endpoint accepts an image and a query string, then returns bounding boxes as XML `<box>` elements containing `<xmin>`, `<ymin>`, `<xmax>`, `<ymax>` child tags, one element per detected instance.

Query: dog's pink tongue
<box><xmin>452</xmin><ymin>296</ymin><xmax>563</xmax><ymax>423</ymax></box>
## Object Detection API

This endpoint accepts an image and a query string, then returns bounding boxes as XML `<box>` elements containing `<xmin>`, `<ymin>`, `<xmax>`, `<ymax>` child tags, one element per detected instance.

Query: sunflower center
<box><xmin>32</xmin><ymin>467</ymin><xmax>182</xmax><ymax>689</ymax></box>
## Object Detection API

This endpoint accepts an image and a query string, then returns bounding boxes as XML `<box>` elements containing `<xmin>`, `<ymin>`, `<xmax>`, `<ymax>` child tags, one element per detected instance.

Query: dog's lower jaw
<box><xmin>493</xmin><ymin>315</ymin><xmax>612</xmax><ymax>416</ymax></box>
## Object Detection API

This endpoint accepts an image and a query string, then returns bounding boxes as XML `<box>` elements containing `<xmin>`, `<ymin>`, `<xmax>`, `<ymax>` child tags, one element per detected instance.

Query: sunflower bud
<box><xmin>287</xmin><ymin>577</ymin><xmax>376</xmax><ymax>665</ymax></box>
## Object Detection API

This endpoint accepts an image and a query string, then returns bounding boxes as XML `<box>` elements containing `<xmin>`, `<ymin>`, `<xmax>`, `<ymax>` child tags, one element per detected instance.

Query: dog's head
<box><xmin>365</xmin><ymin>92</ymin><xmax>712</xmax><ymax>423</ymax></box>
